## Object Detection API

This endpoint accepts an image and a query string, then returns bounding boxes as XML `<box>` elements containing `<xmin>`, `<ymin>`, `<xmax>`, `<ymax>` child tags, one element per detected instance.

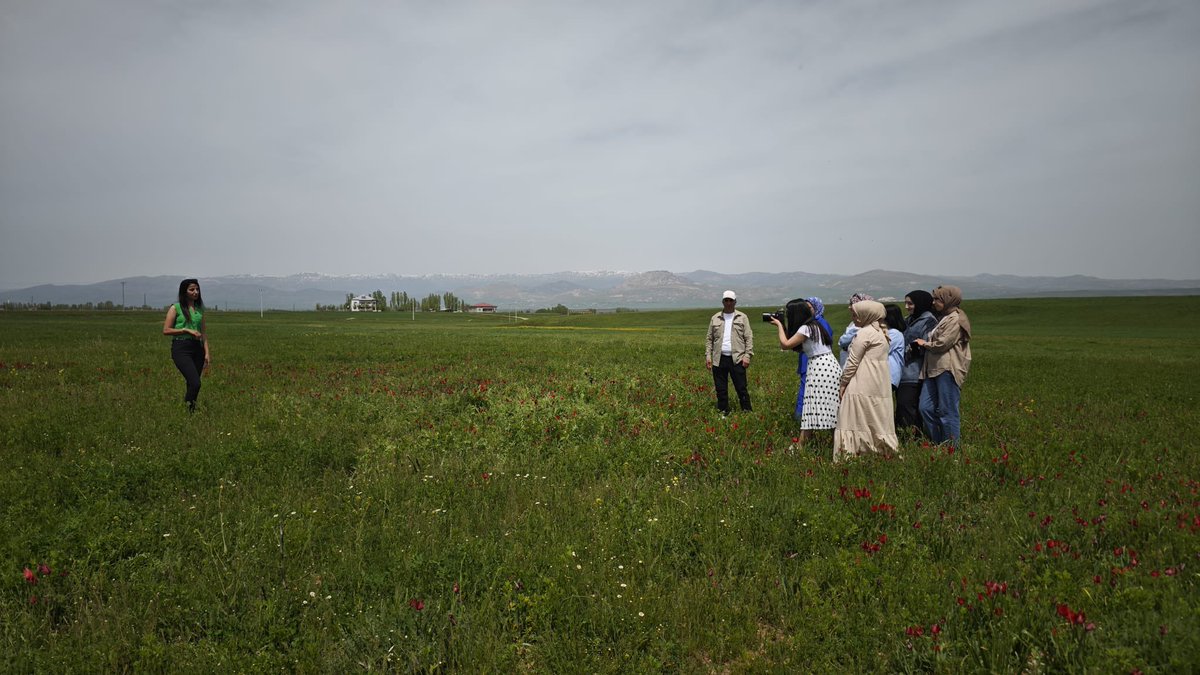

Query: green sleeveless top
<box><xmin>173</xmin><ymin>303</ymin><xmax>203</xmax><ymax>339</ymax></box>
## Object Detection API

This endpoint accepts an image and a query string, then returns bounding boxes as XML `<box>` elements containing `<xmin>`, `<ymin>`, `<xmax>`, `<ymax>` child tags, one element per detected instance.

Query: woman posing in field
<box><xmin>915</xmin><ymin>285</ymin><xmax>972</xmax><ymax>445</ymax></box>
<box><xmin>792</xmin><ymin>297</ymin><xmax>834</xmax><ymax>423</ymax></box>
<box><xmin>834</xmin><ymin>300</ymin><xmax>899</xmax><ymax>461</ymax></box>
<box><xmin>770</xmin><ymin>298</ymin><xmax>840</xmax><ymax>450</ymax></box>
<box><xmin>896</xmin><ymin>290</ymin><xmax>937</xmax><ymax>437</ymax></box>
<box><xmin>162</xmin><ymin>278</ymin><xmax>210</xmax><ymax>412</ymax></box>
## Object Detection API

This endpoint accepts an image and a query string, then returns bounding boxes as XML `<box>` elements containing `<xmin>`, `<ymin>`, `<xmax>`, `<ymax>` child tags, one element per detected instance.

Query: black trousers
<box><xmin>712</xmin><ymin>354</ymin><xmax>751</xmax><ymax>413</ymax></box>
<box><xmin>895</xmin><ymin>381</ymin><xmax>924</xmax><ymax>437</ymax></box>
<box><xmin>171</xmin><ymin>339</ymin><xmax>205</xmax><ymax>407</ymax></box>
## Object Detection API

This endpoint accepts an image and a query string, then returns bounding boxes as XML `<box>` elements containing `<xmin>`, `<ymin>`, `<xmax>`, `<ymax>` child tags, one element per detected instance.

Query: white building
<box><xmin>350</xmin><ymin>295</ymin><xmax>377</xmax><ymax>312</ymax></box>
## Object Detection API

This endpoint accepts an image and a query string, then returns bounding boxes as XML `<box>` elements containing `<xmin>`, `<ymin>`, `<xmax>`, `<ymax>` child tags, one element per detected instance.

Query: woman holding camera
<box><xmin>833</xmin><ymin>300</ymin><xmax>899</xmax><ymax>461</ymax></box>
<box><xmin>792</xmin><ymin>297</ymin><xmax>833</xmax><ymax>422</ymax></box>
<box><xmin>770</xmin><ymin>298</ymin><xmax>840</xmax><ymax>450</ymax></box>
<box><xmin>896</xmin><ymin>290</ymin><xmax>936</xmax><ymax>437</ymax></box>
<box><xmin>915</xmin><ymin>286</ymin><xmax>972</xmax><ymax>445</ymax></box>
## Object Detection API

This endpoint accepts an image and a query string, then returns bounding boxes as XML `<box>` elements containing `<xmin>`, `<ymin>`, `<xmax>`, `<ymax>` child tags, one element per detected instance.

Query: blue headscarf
<box><xmin>806</xmin><ymin>296</ymin><xmax>825</xmax><ymax>318</ymax></box>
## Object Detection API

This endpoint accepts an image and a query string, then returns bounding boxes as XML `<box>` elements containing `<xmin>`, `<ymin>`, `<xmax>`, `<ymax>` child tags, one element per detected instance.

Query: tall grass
<box><xmin>2</xmin><ymin>297</ymin><xmax>1197</xmax><ymax>672</ymax></box>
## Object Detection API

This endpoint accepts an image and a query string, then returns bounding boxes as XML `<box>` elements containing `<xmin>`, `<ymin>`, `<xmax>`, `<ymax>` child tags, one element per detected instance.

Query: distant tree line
<box><xmin>0</xmin><ymin>301</ymin><xmax>157</xmax><ymax>311</ymax></box>
<box><xmin>317</xmin><ymin>290</ymin><xmax>467</xmax><ymax>312</ymax></box>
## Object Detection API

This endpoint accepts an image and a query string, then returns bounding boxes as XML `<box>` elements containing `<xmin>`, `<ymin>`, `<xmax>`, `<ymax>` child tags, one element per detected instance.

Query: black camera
<box><xmin>762</xmin><ymin>309</ymin><xmax>784</xmax><ymax>323</ymax></box>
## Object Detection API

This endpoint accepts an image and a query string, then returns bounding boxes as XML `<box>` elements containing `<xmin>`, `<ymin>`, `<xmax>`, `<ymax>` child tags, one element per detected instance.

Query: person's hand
<box><xmin>769</xmin><ymin>317</ymin><xmax>782</xmax><ymax>327</ymax></box>
<box><xmin>188</xmin><ymin>329</ymin><xmax>202</xmax><ymax>338</ymax></box>
<box><xmin>740</xmin><ymin>358</ymin><xmax>749</xmax><ymax>368</ymax></box>
<box><xmin>914</xmin><ymin>338</ymin><xmax>926</xmax><ymax>347</ymax></box>
<box><xmin>705</xmin><ymin>358</ymin><xmax>712</xmax><ymax>370</ymax></box>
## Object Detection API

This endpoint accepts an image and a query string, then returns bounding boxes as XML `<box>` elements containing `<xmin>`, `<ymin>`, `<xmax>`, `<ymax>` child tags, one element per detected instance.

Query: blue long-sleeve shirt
<box><xmin>887</xmin><ymin>328</ymin><xmax>905</xmax><ymax>388</ymax></box>
<box><xmin>838</xmin><ymin>323</ymin><xmax>858</xmax><ymax>366</ymax></box>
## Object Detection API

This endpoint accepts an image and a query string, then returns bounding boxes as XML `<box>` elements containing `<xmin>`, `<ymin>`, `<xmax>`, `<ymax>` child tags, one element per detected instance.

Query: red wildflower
<box><xmin>409</xmin><ymin>598</ymin><xmax>425</xmax><ymax>611</ymax></box>
<box><xmin>23</xmin><ymin>567</ymin><xmax>36</xmax><ymax>585</ymax></box>
<box><xmin>1056</xmin><ymin>603</ymin><xmax>1089</xmax><ymax>627</ymax></box>
<box><xmin>983</xmin><ymin>581</ymin><xmax>1008</xmax><ymax>597</ymax></box>
<box><xmin>38</xmin><ymin>563</ymin><xmax>51</xmax><ymax>576</ymax></box>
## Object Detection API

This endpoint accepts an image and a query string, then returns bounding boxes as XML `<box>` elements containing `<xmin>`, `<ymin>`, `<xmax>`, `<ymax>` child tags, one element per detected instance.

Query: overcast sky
<box><xmin>1</xmin><ymin>0</ymin><xmax>1197</xmax><ymax>288</ymax></box>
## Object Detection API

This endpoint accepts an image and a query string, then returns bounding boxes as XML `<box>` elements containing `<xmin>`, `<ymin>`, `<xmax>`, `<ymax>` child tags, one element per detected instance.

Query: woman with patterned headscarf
<box><xmin>792</xmin><ymin>297</ymin><xmax>834</xmax><ymax>422</ymax></box>
<box><xmin>833</xmin><ymin>300</ymin><xmax>899</xmax><ymax>461</ymax></box>
<box><xmin>837</xmin><ymin>292</ymin><xmax>874</xmax><ymax>366</ymax></box>
<box><xmin>915</xmin><ymin>286</ymin><xmax>972</xmax><ymax>445</ymax></box>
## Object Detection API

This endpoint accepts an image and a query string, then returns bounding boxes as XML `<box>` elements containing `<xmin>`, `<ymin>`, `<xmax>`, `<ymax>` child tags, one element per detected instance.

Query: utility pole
<box><xmin>121</xmin><ymin>281</ymin><xmax>126</xmax><ymax>310</ymax></box>
<box><xmin>259</xmin><ymin>289</ymin><xmax>264</xmax><ymax>318</ymax></box>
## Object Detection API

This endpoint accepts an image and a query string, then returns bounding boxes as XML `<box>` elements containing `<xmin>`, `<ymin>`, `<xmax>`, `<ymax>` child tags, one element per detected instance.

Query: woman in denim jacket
<box><xmin>895</xmin><ymin>290</ymin><xmax>936</xmax><ymax>437</ymax></box>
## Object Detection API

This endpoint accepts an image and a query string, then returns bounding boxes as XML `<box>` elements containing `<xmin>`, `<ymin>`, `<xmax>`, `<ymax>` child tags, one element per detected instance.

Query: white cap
<box><xmin>722</xmin><ymin>290</ymin><xmax>736</xmax><ymax>300</ymax></box>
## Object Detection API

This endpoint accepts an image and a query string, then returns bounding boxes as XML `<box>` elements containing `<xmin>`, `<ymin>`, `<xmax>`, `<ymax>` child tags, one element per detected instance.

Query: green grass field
<box><xmin>2</xmin><ymin>297</ymin><xmax>1197</xmax><ymax>672</ymax></box>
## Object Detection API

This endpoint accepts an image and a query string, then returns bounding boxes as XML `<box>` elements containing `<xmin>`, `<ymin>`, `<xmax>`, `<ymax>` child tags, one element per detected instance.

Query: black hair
<box><xmin>785</xmin><ymin>297</ymin><xmax>831</xmax><ymax>351</ymax></box>
<box><xmin>905</xmin><ymin>290</ymin><xmax>934</xmax><ymax>319</ymax></box>
<box><xmin>177</xmin><ymin>278</ymin><xmax>204</xmax><ymax>323</ymax></box>
<box><xmin>884</xmin><ymin>304</ymin><xmax>907</xmax><ymax>332</ymax></box>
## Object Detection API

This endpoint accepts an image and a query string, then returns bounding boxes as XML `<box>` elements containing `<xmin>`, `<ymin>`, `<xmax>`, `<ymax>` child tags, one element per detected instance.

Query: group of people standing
<box><xmin>706</xmin><ymin>286</ymin><xmax>971</xmax><ymax>461</ymax></box>
<box><xmin>166</xmin><ymin>278</ymin><xmax>970</xmax><ymax>455</ymax></box>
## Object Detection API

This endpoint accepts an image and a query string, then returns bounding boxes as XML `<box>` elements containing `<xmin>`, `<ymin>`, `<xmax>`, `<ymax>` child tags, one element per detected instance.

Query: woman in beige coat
<box><xmin>914</xmin><ymin>285</ymin><xmax>972</xmax><ymax>445</ymax></box>
<box><xmin>833</xmin><ymin>300</ymin><xmax>899</xmax><ymax>461</ymax></box>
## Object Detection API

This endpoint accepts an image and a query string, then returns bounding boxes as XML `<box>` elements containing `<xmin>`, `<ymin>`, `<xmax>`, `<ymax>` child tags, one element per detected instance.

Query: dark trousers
<box><xmin>171</xmin><ymin>339</ymin><xmax>205</xmax><ymax>408</ymax></box>
<box><xmin>712</xmin><ymin>354</ymin><xmax>751</xmax><ymax>413</ymax></box>
<box><xmin>895</xmin><ymin>382</ymin><xmax>924</xmax><ymax>437</ymax></box>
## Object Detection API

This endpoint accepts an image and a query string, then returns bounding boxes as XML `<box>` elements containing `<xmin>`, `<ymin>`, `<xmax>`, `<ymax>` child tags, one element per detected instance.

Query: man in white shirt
<box><xmin>705</xmin><ymin>290</ymin><xmax>754</xmax><ymax>415</ymax></box>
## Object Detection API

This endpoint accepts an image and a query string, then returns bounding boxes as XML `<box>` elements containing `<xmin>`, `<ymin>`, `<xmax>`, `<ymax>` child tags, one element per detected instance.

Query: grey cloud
<box><xmin>1</xmin><ymin>0</ymin><xmax>1197</xmax><ymax>286</ymax></box>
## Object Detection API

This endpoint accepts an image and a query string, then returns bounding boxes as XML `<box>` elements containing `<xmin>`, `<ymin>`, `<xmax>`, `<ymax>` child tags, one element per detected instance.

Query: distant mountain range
<box><xmin>3</xmin><ymin>270</ymin><xmax>1197</xmax><ymax>311</ymax></box>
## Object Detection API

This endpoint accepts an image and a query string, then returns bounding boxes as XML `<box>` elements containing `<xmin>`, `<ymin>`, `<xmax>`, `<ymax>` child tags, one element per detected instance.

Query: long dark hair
<box><xmin>785</xmin><ymin>297</ymin><xmax>831</xmax><ymax>351</ymax></box>
<box><xmin>177</xmin><ymin>278</ymin><xmax>204</xmax><ymax>323</ymax></box>
<box><xmin>884</xmin><ymin>304</ymin><xmax>907</xmax><ymax>332</ymax></box>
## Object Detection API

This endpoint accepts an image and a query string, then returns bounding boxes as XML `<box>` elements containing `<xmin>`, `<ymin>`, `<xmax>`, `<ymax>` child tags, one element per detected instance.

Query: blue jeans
<box><xmin>919</xmin><ymin>372</ymin><xmax>961</xmax><ymax>445</ymax></box>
